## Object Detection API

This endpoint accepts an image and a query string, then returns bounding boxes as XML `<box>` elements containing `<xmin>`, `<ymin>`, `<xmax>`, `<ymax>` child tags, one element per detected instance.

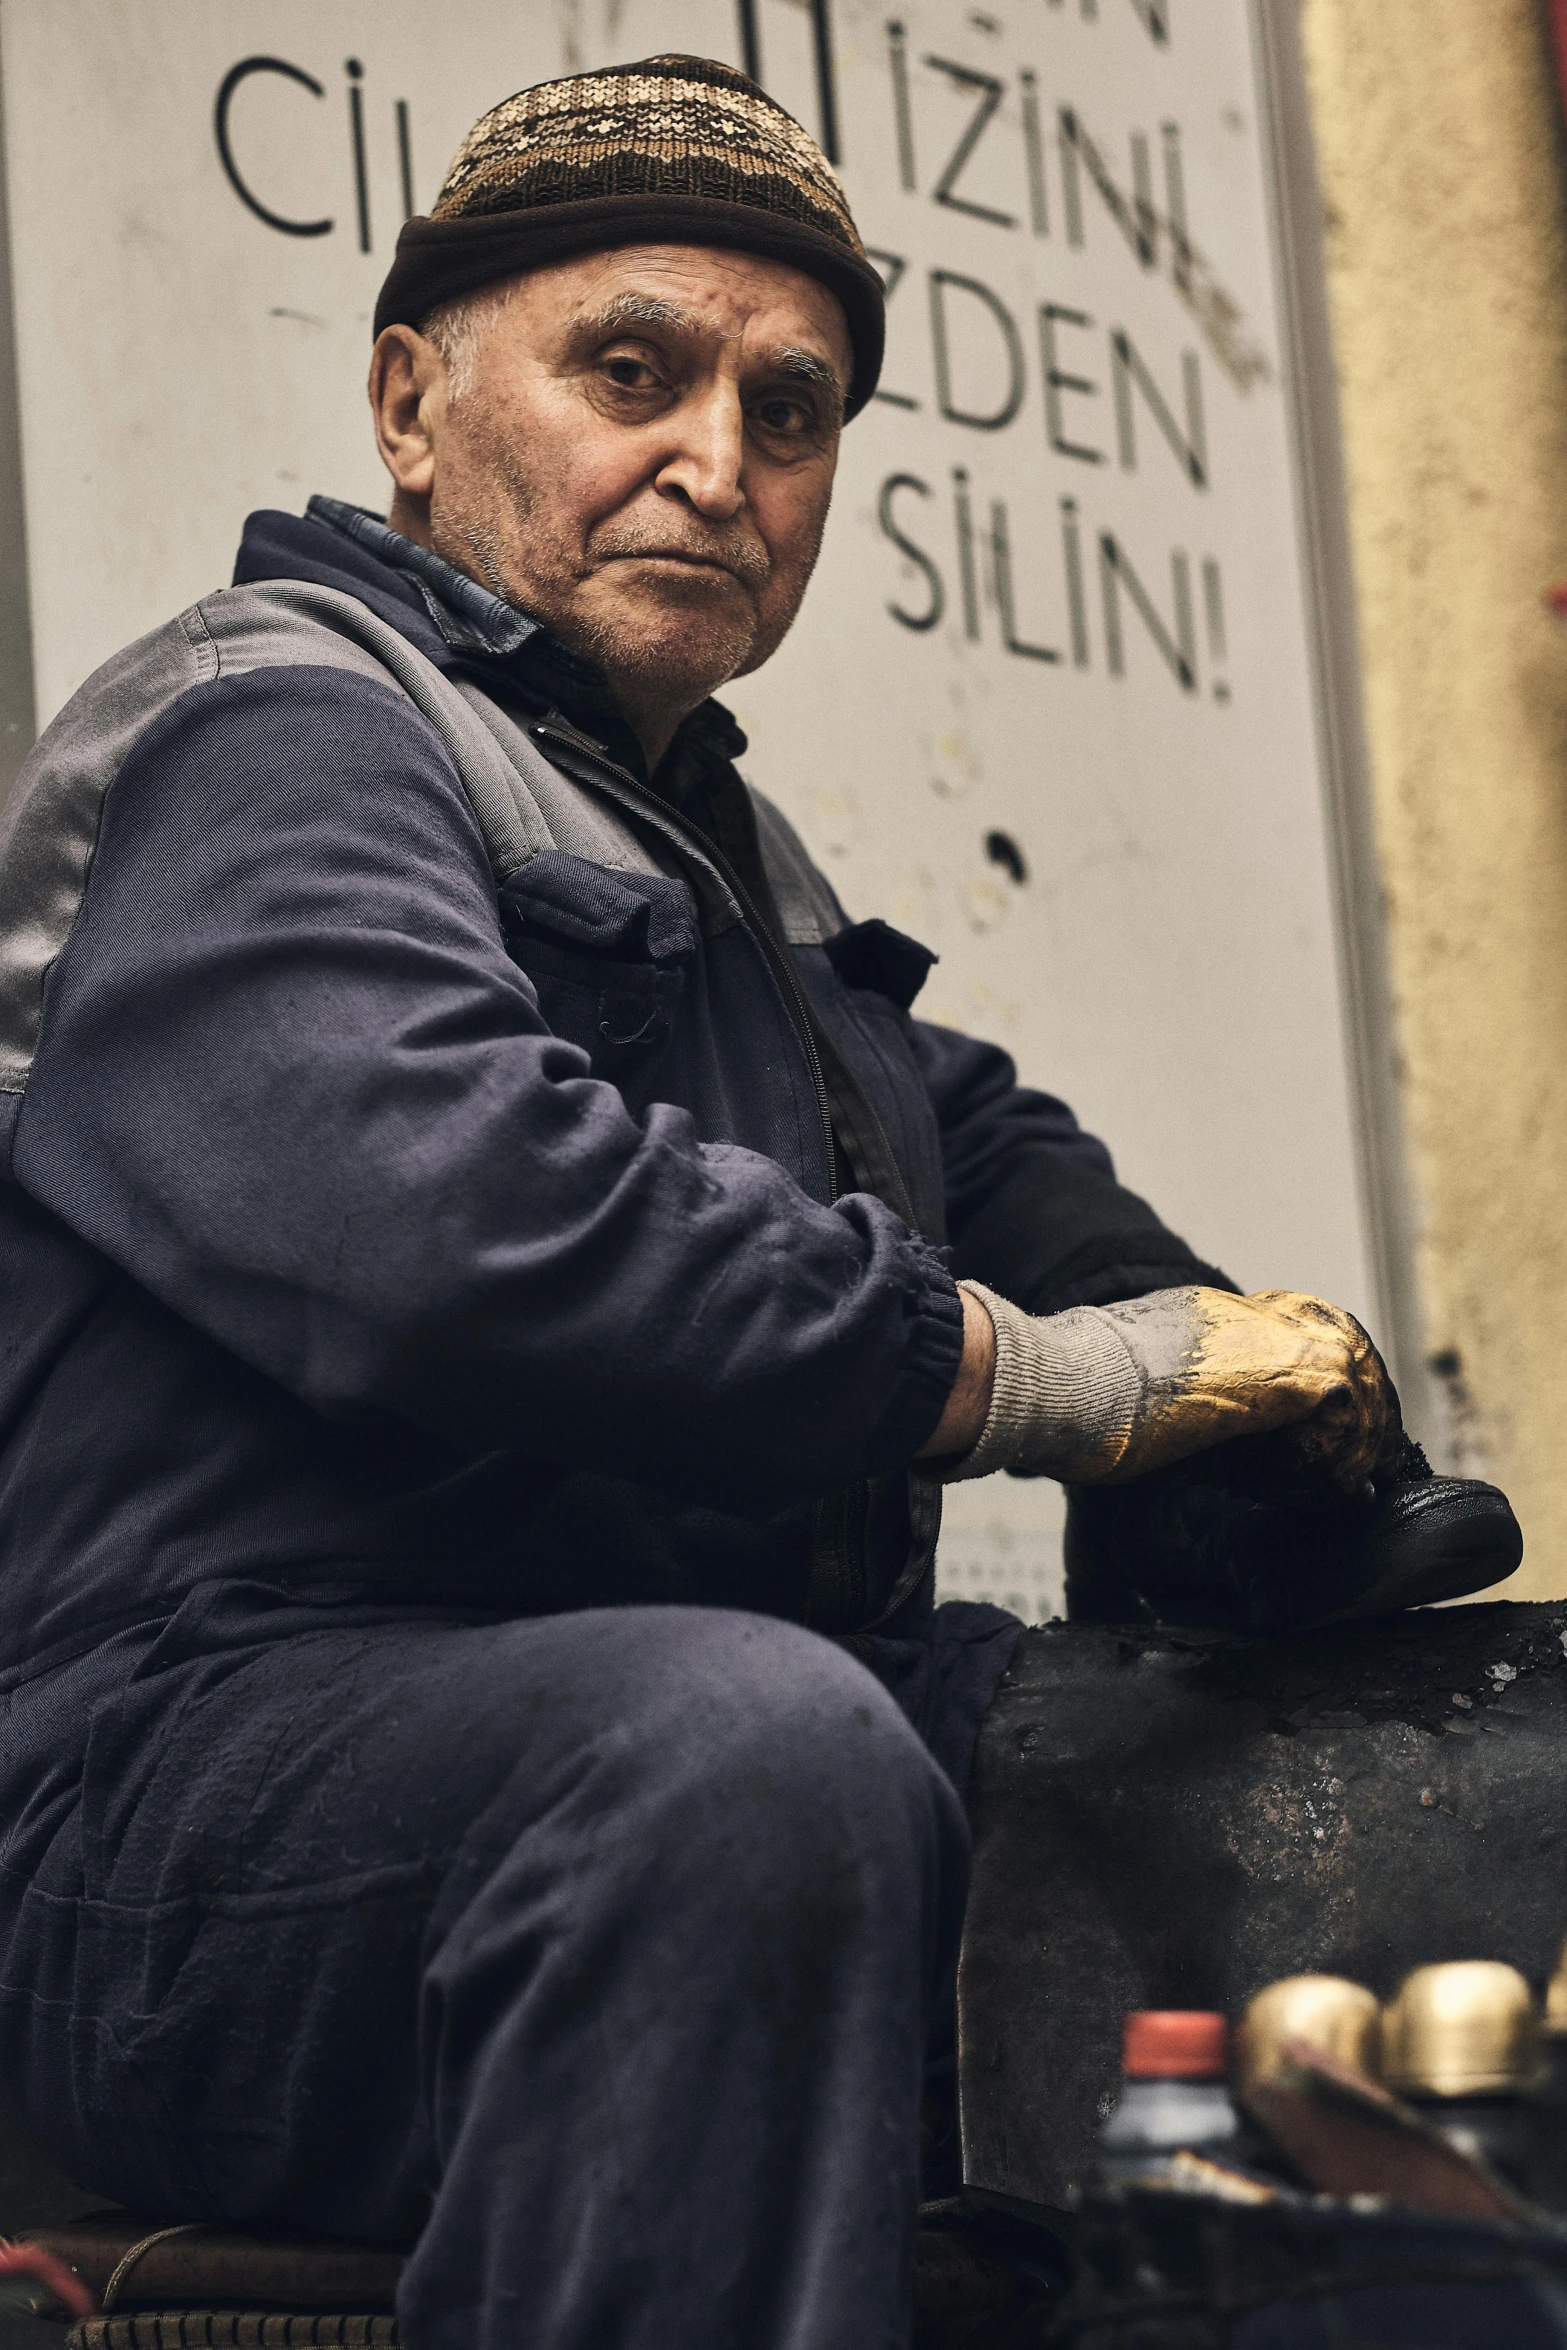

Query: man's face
<box><xmin>380</xmin><ymin>245</ymin><xmax>851</xmax><ymax>727</ymax></box>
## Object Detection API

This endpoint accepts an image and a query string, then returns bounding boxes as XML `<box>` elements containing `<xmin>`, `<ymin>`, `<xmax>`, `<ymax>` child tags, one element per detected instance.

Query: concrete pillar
<box><xmin>1302</xmin><ymin>0</ymin><xmax>1567</xmax><ymax>1596</ymax></box>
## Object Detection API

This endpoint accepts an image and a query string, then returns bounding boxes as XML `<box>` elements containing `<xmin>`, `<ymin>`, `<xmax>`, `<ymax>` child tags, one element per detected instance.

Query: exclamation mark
<box><xmin>953</xmin><ymin>469</ymin><xmax>980</xmax><ymax>641</ymax></box>
<box><xmin>346</xmin><ymin>60</ymin><xmax>371</xmax><ymax>252</ymax></box>
<box><xmin>1061</xmin><ymin>499</ymin><xmax>1090</xmax><ymax>667</ymax></box>
<box><xmin>1202</xmin><ymin>558</ymin><xmax>1231</xmax><ymax>703</ymax></box>
<box><xmin>1173</xmin><ymin>552</ymin><xmax>1196</xmax><ymax>688</ymax></box>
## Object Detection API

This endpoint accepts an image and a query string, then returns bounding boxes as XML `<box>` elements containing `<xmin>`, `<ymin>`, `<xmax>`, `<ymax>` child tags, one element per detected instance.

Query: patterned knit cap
<box><xmin>374</xmin><ymin>55</ymin><xmax>883</xmax><ymax>418</ymax></box>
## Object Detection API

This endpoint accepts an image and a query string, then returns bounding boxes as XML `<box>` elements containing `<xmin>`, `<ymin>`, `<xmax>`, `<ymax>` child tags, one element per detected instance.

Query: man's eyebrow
<box><xmin>574</xmin><ymin>293</ymin><xmax>701</xmax><ymax>336</ymax></box>
<box><xmin>771</xmin><ymin>346</ymin><xmax>846</xmax><ymax>421</ymax></box>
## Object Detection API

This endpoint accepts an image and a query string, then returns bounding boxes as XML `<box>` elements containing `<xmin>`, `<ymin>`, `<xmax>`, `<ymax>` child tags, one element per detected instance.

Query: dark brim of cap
<box><xmin>373</xmin><ymin>193</ymin><xmax>885</xmax><ymax>419</ymax></box>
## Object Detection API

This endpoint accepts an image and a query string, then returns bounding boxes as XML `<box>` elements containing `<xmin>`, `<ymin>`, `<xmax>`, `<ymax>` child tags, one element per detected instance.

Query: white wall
<box><xmin>0</xmin><ymin>0</ymin><xmax>1377</xmax><ymax>1620</ymax></box>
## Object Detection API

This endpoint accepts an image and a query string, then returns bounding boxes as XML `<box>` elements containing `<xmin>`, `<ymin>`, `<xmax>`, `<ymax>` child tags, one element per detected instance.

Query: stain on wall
<box><xmin>1302</xmin><ymin>0</ymin><xmax>1567</xmax><ymax>1597</ymax></box>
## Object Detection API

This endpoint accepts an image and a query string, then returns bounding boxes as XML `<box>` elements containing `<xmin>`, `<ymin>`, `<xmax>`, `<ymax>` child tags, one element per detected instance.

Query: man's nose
<box><xmin>653</xmin><ymin>383</ymin><xmax>746</xmax><ymax>521</ymax></box>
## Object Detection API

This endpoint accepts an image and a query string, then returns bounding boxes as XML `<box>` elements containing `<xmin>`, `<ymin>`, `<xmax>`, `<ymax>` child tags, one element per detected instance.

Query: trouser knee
<box><xmin>621</xmin><ymin>1612</ymin><xmax>964</xmax><ymax>1908</ymax></box>
<box><xmin>428</xmin><ymin>1608</ymin><xmax>969</xmax><ymax>2005</ymax></box>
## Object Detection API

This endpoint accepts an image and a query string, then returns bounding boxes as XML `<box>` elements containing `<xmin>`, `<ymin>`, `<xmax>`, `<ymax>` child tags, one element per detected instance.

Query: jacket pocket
<box><xmin>497</xmin><ymin>851</ymin><xmax>698</xmax><ymax>1068</ymax></box>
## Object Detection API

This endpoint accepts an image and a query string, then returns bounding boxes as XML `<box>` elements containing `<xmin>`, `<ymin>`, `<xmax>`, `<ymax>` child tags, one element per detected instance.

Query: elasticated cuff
<box><xmin>934</xmin><ymin>1283</ymin><xmax>1141</xmax><ymax>1483</ymax></box>
<box><xmin>864</xmin><ymin>1247</ymin><xmax>969</xmax><ymax>1473</ymax></box>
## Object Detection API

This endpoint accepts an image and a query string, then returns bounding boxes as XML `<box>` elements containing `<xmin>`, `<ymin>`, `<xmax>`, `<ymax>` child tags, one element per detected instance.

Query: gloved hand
<box><xmin>941</xmin><ymin>1283</ymin><xmax>1400</xmax><ymax>1495</ymax></box>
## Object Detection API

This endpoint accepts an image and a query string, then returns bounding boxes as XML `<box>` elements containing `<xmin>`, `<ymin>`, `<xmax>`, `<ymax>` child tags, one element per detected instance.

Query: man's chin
<box><xmin>569</xmin><ymin>605</ymin><xmax>759</xmax><ymax>699</ymax></box>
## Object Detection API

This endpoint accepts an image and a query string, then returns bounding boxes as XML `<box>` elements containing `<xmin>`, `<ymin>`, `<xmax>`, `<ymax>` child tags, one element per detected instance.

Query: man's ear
<box><xmin>369</xmin><ymin>326</ymin><xmax>446</xmax><ymax>510</ymax></box>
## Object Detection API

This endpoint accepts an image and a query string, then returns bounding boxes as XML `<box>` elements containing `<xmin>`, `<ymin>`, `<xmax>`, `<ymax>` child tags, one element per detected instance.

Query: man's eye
<box><xmin>605</xmin><ymin>356</ymin><xmax>660</xmax><ymax>389</ymax></box>
<box><xmin>754</xmin><ymin>397</ymin><xmax>810</xmax><ymax>434</ymax></box>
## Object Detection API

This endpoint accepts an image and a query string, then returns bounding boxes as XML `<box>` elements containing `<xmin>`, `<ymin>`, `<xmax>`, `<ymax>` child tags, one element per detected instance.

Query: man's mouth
<box><xmin>596</xmin><ymin>542</ymin><xmax>770</xmax><ymax>588</ymax></box>
<box><xmin>611</xmin><ymin>550</ymin><xmax>739</xmax><ymax>574</ymax></box>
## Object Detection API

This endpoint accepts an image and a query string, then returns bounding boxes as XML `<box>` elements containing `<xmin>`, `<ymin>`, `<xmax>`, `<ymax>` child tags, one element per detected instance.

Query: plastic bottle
<box><xmin>1097</xmin><ymin>2010</ymin><xmax>1242</xmax><ymax>2184</ymax></box>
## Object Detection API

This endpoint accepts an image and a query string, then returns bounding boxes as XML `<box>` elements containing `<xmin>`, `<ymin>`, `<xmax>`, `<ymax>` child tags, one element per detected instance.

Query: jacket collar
<box><xmin>306</xmin><ymin>495</ymin><xmax>537</xmax><ymax>657</ymax></box>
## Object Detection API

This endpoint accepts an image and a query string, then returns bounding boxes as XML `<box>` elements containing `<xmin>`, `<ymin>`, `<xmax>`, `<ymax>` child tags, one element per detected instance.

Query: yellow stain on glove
<box><xmin>1088</xmin><ymin>1288</ymin><xmax>1399</xmax><ymax>1491</ymax></box>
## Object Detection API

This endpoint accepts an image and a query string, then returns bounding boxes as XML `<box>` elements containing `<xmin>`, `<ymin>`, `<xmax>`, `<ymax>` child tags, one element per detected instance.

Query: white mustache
<box><xmin>592</xmin><ymin>530</ymin><xmax>770</xmax><ymax>587</ymax></box>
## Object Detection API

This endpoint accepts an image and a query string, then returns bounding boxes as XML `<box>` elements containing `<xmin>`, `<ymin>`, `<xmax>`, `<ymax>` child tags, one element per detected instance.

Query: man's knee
<box><xmin>658</xmin><ymin>1615</ymin><xmax>972</xmax><ymax>1991</ymax></box>
<box><xmin>436</xmin><ymin>1607</ymin><xmax>968</xmax><ymax>1961</ymax></box>
<box><xmin>585</xmin><ymin>1607</ymin><xmax>956</xmax><ymax>1848</ymax></box>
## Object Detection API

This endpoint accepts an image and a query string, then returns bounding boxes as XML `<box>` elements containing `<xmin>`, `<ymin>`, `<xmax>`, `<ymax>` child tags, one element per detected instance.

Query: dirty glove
<box><xmin>941</xmin><ymin>1283</ymin><xmax>1399</xmax><ymax>1494</ymax></box>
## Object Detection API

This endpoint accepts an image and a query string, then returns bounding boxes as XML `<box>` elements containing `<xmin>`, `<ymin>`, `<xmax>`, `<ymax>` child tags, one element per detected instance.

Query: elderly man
<box><xmin>0</xmin><ymin>53</ymin><xmax>1516</xmax><ymax>2350</ymax></box>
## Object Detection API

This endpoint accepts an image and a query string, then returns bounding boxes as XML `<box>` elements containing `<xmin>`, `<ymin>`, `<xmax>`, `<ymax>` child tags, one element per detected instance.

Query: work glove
<box><xmin>941</xmin><ymin>1283</ymin><xmax>1400</xmax><ymax>1495</ymax></box>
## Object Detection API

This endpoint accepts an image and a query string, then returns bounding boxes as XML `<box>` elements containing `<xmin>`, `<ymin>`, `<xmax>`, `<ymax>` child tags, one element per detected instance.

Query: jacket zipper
<box><xmin>531</xmin><ymin>714</ymin><xmax>942</xmax><ymax>1637</ymax></box>
<box><xmin>531</xmin><ymin>717</ymin><xmax>842</xmax><ymax>1201</ymax></box>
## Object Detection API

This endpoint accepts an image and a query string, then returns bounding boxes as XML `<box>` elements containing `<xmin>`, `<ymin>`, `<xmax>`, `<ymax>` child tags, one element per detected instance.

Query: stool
<box><xmin>7</xmin><ymin>2218</ymin><xmax>402</xmax><ymax>2350</ymax></box>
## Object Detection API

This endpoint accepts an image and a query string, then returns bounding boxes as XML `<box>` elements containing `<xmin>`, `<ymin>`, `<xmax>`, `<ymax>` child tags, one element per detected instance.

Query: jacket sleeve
<box><xmin>911</xmin><ymin>1019</ymin><xmax>1237</xmax><ymax>1311</ymax></box>
<box><xmin>14</xmin><ymin>669</ymin><xmax>964</xmax><ymax>1513</ymax></box>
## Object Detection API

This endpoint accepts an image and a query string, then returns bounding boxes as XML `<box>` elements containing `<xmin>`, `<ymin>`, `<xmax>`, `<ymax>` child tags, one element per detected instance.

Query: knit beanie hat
<box><xmin>373</xmin><ymin>54</ymin><xmax>884</xmax><ymax>418</ymax></box>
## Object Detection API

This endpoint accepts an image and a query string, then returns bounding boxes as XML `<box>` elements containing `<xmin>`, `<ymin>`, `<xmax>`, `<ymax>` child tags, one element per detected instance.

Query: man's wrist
<box><xmin>914</xmin><ymin>1284</ymin><xmax>998</xmax><ymax>1460</ymax></box>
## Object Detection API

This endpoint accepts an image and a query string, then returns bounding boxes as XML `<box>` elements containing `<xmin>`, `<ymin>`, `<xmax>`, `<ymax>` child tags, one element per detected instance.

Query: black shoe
<box><xmin>1063</xmin><ymin>1435</ymin><xmax>1523</xmax><ymax>1634</ymax></box>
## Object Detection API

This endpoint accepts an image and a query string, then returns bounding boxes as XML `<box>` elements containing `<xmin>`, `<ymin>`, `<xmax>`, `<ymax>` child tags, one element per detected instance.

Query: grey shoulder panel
<box><xmin>204</xmin><ymin>587</ymin><xmax>671</xmax><ymax>886</ymax></box>
<box><xmin>0</xmin><ymin>578</ymin><xmax>570</xmax><ymax>1097</ymax></box>
<box><xmin>0</xmin><ymin>571</ymin><xmax>734</xmax><ymax>1097</ymax></box>
<box><xmin>197</xmin><ymin>582</ymin><xmax>558</xmax><ymax>877</ymax></box>
<box><xmin>748</xmin><ymin>785</ymin><xmax>848</xmax><ymax>945</ymax></box>
<box><xmin>0</xmin><ymin>604</ymin><xmax>215</xmax><ymax>1093</ymax></box>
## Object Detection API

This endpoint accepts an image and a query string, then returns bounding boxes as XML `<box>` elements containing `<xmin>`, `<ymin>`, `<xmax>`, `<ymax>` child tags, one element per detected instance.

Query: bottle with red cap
<box><xmin>1097</xmin><ymin>2011</ymin><xmax>1242</xmax><ymax>2184</ymax></box>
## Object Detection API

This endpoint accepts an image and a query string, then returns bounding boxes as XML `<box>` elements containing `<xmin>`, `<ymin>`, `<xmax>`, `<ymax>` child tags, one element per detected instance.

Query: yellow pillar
<box><xmin>1302</xmin><ymin>0</ymin><xmax>1567</xmax><ymax>1595</ymax></box>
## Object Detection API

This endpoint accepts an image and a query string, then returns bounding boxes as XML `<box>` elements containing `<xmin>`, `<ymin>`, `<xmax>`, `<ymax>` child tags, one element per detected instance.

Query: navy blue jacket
<box><xmin>0</xmin><ymin>504</ymin><xmax>1222</xmax><ymax>1686</ymax></box>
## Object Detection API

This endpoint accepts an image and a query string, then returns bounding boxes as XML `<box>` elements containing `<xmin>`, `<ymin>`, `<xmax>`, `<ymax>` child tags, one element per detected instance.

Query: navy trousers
<box><xmin>0</xmin><ymin>1588</ymin><xmax>972</xmax><ymax>2350</ymax></box>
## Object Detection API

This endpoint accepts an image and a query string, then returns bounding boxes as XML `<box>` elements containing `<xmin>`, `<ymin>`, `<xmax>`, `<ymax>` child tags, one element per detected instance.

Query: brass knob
<box><xmin>1236</xmin><ymin>1974</ymin><xmax>1381</xmax><ymax>2095</ymax></box>
<box><xmin>1545</xmin><ymin>1937</ymin><xmax>1567</xmax><ymax>2036</ymax></box>
<box><xmin>1382</xmin><ymin>1962</ymin><xmax>1540</xmax><ymax>2097</ymax></box>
